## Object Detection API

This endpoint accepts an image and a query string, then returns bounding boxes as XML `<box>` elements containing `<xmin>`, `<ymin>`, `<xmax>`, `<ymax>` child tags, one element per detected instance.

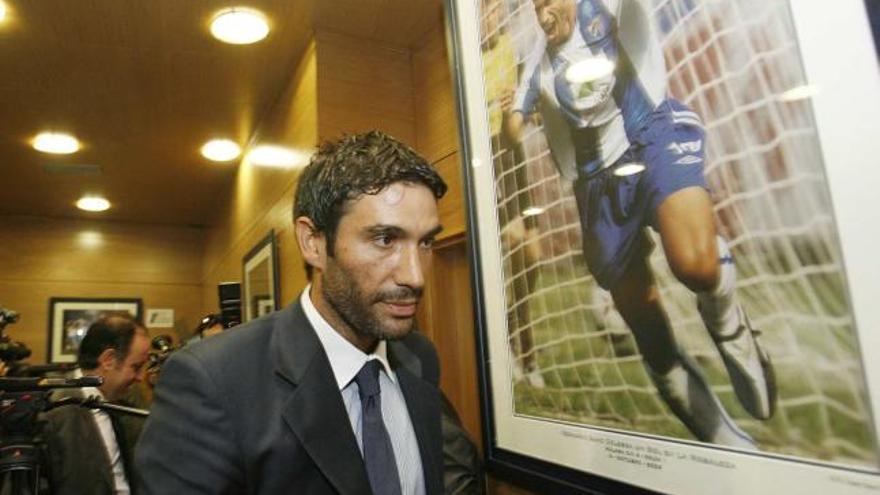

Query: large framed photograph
<box><xmin>48</xmin><ymin>298</ymin><xmax>143</xmax><ymax>363</ymax></box>
<box><xmin>445</xmin><ymin>0</ymin><xmax>880</xmax><ymax>493</ymax></box>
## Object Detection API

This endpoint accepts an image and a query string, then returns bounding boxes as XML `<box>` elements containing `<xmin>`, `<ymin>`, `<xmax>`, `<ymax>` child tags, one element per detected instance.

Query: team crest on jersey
<box><xmin>588</xmin><ymin>17</ymin><xmax>604</xmax><ymax>39</ymax></box>
<box><xmin>578</xmin><ymin>0</ymin><xmax>611</xmax><ymax>43</ymax></box>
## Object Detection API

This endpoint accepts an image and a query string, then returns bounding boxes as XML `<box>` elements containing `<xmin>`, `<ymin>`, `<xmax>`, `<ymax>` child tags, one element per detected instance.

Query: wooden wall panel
<box><xmin>315</xmin><ymin>30</ymin><xmax>416</xmax><ymax>145</ymax></box>
<box><xmin>421</xmin><ymin>237</ymin><xmax>481</xmax><ymax>447</ymax></box>
<box><xmin>412</xmin><ymin>26</ymin><xmax>459</xmax><ymax>163</ymax></box>
<box><xmin>0</xmin><ymin>280</ymin><xmax>202</xmax><ymax>364</ymax></box>
<box><xmin>313</xmin><ymin>0</ymin><xmax>444</xmax><ymax>49</ymax></box>
<box><xmin>201</xmin><ymin>42</ymin><xmax>318</xmax><ymax>317</ymax></box>
<box><xmin>0</xmin><ymin>215</ymin><xmax>204</xmax><ymax>361</ymax></box>
<box><xmin>1</xmin><ymin>216</ymin><xmax>202</xmax><ymax>285</ymax></box>
<box><xmin>411</xmin><ymin>26</ymin><xmax>466</xmax><ymax>242</ymax></box>
<box><xmin>433</xmin><ymin>151</ymin><xmax>467</xmax><ymax>239</ymax></box>
<box><xmin>200</xmin><ymin>183</ymin><xmax>308</xmax><ymax>321</ymax></box>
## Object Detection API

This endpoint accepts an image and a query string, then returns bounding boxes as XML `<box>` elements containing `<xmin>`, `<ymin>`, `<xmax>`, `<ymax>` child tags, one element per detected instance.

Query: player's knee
<box><xmin>611</xmin><ymin>281</ymin><xmax>660</xmax><ymax>315</ymax></box>
<box><xmin>670</xmin><ymin>245</ymin><xmax>719</xmax><ymax>293</ymax></box>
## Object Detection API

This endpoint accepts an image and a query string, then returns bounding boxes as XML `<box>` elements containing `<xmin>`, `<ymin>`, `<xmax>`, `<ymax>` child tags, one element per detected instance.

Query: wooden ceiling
<box><xmin>0</xmin><ymin>0</ymin><xmax>443</xmax><ymax>227</ymax></box>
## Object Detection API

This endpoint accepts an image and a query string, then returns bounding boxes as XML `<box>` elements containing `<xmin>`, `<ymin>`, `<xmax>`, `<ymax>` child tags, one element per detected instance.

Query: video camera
<box><xmin>147</xmin><ymin>334</ymin><xmax>178</xmax><ymax>372</ymax></box>
<box><xmin>0</xmin><ymin>306</ymin><xmax>148</xmax><ymax>494</ymax></box>
<box><xmin>0</xmin><ymin>307</ymin><xmax>31</xmax><ymax>366</ymax></box>
<box><xmin>0</xmin><ymin>375</ymin><xmax>108</xmax><ymax>495</ymax></box>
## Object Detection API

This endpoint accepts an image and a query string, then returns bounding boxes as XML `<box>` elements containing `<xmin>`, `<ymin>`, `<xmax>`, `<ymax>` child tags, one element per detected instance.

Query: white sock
<box><xmin>697</xmin><ymin>236</ymin><xmax>739</xmax><ymax>339</ymax></box>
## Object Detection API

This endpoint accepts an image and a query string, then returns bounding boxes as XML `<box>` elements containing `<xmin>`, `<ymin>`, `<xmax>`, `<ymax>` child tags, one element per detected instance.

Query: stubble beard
<box><xmin>321</xmin><ymin>259</ymin><xmax>422</xmax><ymax>343</ymax></box>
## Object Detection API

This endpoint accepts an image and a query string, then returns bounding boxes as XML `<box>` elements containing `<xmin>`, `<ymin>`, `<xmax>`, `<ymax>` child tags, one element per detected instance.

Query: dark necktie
<box><xmin>107</xmin><ymin>410</ymin><xmax>132</xmax><ymax>484</ymax></box>
<box><xmin>355</xmin><ymin>360</ymin><xmax>403</xmax><ymax>495</ymax></box>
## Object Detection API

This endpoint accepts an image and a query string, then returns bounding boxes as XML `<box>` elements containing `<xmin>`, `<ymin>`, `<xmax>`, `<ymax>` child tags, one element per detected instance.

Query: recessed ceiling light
<box><xmin>522</xmin><ymin>206</ymin><xmax>545</xmax><ymax>217</ymax></box>
<box><xmin>201</xmin><ymin>139</ymin><xmax>241</xmax><ymax>162</ymax></box>
<box><xmin>0</xmin><ymin>2</ymin><xmax>7</xmax><ymax>23</ymax></box>
<box><xmin>210</xmin><ymin>7</ymin><xmax>269</xmax><ymax>45</ymax></box>
<box><xmin>613</xmin><ymin>163</ymin><xmax>646</xmax><ymax>177</ymax></box>
<box><xmin>33</xmin><ymin>132</ymin><xmax>80</xmax><ymax>154</ymax></box>
<box><xmin>780</xmin><ymin>83</ymin><xmax>820</xmax><ymax>102</ymax></box>
<box><xmin>565</xmin><ymin>58</ymin><xmax>615</xmax><ymax>84</ymax></box>
<box><xmin>247</xmin><ymin>145</ymin><xmax>303</xmax><ymax>168</ymax></box>
<box><xmin>76</xmin><ymin>196</ymin><xmax>111</xmax><ymax>212</ymax></box>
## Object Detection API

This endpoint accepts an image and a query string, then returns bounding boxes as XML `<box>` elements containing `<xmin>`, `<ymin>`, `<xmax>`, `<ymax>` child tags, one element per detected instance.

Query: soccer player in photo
<box><xmin>500</xmin><ymin>0</ymin><xmax>776</xmax><ymax>447</ymax></box>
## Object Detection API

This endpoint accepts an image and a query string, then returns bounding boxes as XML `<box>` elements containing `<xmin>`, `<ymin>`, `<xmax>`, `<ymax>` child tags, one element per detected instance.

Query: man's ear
<box><xmin>97</xmin><ymin>347</ymin><xmax>118</xmax><ymax>371</ymax></box>
<box><xmin>294</xmin><ymin>216</ymin><xmax>327</xmax><ymax>272</ymax></box>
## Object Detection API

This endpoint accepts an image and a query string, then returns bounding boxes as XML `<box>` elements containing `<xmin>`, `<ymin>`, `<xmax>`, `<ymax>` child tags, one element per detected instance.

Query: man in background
<box><xmin>42</xmin><ymin>315</ymin><xmax>150</xmax><ymax>494</ymax></box>
<box><xmin>183</xmin><ymin>313</ymin><xmax>224</xmax><ymax>347</ymax></box>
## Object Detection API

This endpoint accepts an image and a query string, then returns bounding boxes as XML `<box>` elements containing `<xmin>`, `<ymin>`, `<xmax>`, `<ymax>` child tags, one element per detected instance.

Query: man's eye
<box><xmin>374</xmin><ymin>235</ymin><xmax>393</xmax><ymax>247</ymax></box>
<box><xmin>420</xmin><ymin>238</ymin><xmax>435</xmax><ymax>249</ymax></box>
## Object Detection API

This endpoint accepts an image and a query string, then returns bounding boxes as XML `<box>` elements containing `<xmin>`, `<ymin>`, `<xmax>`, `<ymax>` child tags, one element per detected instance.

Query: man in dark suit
<box><xmin>136</xmin><ymin>131</ymin><xmax>451</xmax><ymax>494</ymax></box>
<box><xmin>42</xmin><ymin>315</ymin><xmax>150</xmax><ymax>495</ymax></box>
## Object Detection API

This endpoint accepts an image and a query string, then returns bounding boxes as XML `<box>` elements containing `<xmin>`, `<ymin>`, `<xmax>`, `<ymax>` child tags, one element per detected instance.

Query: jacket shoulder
<box><xmin>391</xmin><ymin>332</ymin><xmax>440</xmax><ymax>385</ymax></box>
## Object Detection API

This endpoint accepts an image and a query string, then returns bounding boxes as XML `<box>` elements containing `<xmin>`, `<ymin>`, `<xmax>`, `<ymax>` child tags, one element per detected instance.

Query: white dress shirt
<box><xmin>75</xmin><ymin>369</ymin><xmax>131</xmax><ymax>495</ymax></box>
<box><xmin>302</xmin><ymin>286</ymin><xmax>426</xmax><ymax>495</ymax></box>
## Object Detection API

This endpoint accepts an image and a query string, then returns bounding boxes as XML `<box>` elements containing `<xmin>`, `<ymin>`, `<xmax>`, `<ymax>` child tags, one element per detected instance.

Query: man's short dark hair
<box><xmin>78</xmin><ymin>315</ymin><xmax>145</xmax><ymax>370</ymax></box>
<box><xmin>293</xmin><ymin>130</ymin><xmax>448</xmax><ymax>259</ymax></box>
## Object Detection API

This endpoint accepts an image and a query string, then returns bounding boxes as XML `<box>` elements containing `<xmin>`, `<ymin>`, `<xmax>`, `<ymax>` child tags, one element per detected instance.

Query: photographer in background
<box><xmin>0</xmin><ymin>306</ymin><xmax>31</xmax><ymax>376</ymax></box>
<box><xmin>184</xmin><ymin>313</ymin><xmax>224</xmax><ymax>347</ymax></box>
<box><xmin>42</xmin><ymin>315</ymin><xmax>150</xmax><ymax>495</ymax></box>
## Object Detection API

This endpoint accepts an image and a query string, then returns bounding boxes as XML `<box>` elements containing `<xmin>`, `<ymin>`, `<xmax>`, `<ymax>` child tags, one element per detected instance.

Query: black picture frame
<box><xmin>47</xmin><ymin>297</ymin><xmax>143</xmax><ymax>364</ymax></box>
<box><xmin>242</xmin><ymin>230</ymin><xmax>281</xmax><ymax>322</ymax></box>
<box><xmin>444</xmin><ymin>0</ymin><xmax>880</xmax><ymax>493</ymax></box>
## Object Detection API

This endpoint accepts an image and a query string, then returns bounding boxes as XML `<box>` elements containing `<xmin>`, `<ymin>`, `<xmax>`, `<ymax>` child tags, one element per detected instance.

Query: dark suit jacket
<box><xmin>42</xmin><ymin>390</ymin><xmax>140</xmax><ymax>495</ymax></box>
<box><xmin>135</xmin><ymin>300</ymin><xmax>444</xmax><ymax>495</ymax></box>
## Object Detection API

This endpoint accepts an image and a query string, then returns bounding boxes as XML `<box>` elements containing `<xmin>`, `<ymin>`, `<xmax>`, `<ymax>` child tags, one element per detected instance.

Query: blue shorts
<box><xmin>573</xmin><ymin>99</ymin><xmax>708</xmax><ymax>290</ymax></box>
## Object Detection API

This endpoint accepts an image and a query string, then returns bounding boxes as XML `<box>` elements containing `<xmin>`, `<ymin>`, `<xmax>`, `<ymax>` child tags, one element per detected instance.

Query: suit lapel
<box><xmin>82</xmin><ymin>408</ymin><xmax>117</xmax><ymax>493</ymax></box>
<box><xmin>273</xmin><ymin>302</ymin><xmax>372</xmax><ymax>495</ymax></box>
<box><xmin>394</xmin><ymin>365</ymin><xmax>443</xmax><ymax>495</ymax></box>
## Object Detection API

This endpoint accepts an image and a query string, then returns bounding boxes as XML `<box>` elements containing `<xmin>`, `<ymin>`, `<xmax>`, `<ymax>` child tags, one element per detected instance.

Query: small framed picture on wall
<box><xmin>48</xmin><ymin>297</ymin><xmax>142</xmax><ymax>363</ymax></box>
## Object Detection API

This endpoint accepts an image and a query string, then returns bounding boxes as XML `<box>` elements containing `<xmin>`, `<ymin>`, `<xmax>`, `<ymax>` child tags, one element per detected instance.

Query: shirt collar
<box><xmin>301</xmin><ymin>285</ymin><xmax>394</xmax><ymax>390</ymax></box>
<box><xmin>73</xmin><ymin>366</ymin><xmax>106</xmax><ymax>400</ymax></box>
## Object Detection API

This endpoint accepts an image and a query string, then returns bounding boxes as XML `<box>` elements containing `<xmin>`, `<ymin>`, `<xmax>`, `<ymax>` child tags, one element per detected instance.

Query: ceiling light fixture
<box><xmin>210</xmin><ymin>7</ymin><xmax>270</xmax><ymax>45</ymax></box>
<box><xmin>201</xmin><ymin>139</ymin><xmax>242</xmax><ymax>162</ymax></box>
<box><xmin>76</xmin><ymin>196</ymin><xmax>111</xmax><ymax>212</ymax></box>
<box><xmin>565</xmin><ymin>58</ymin><xmax>616</xmax><ymax>84</ymax></box>
<box><xmin>247</xmin><ymin>145</ymin><xmax>303</xmax><ymax>168</ymax></box>
<box><xmin>33</xmin><ymin>132</ymin><xmax>81</xmax><ymax>154</ymax></box>
<box><xmin>0</xmin><ymin>2</ymin><xmax>7</xmax><ymax>23</ymax></box>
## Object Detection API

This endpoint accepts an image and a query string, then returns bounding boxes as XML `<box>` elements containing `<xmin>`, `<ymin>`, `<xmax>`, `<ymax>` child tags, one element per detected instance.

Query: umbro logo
<box><xmin>667</xmin><ymin>140</ymin><xmax>702</xmax><ymax>155</ymax></box>
<box><xmin>674</xmin><ymin>155</ymin><xmax>702</xmax><ymax>165</ymax></box>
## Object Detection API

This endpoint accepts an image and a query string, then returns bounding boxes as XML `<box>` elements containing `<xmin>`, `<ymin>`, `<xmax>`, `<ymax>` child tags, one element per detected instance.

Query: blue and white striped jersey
<box><xmin>513</xmin><ymin>0</ymin><xmax>670</xmax><ymax>177</ymax></box>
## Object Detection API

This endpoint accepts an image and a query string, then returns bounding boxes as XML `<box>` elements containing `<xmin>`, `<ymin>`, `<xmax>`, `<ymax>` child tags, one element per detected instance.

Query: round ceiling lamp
<box><xmin>210</xmin><ymin>7</ymin><xmax>269</xmax><ymax>45</ymax></box>
<box><xmin>33</xmin><ymin>132</ymin><xmax>80</xmax><ymax>154</ymax></box>
<box><xmin>201</xmin><ymin>139</ymin><xmax>242</xmax><ymax>162</ymax></box>
<box><xmin>76</xmin><ymin>196</ymin><xmax>111</xmax><ymax>212</ymax></box>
